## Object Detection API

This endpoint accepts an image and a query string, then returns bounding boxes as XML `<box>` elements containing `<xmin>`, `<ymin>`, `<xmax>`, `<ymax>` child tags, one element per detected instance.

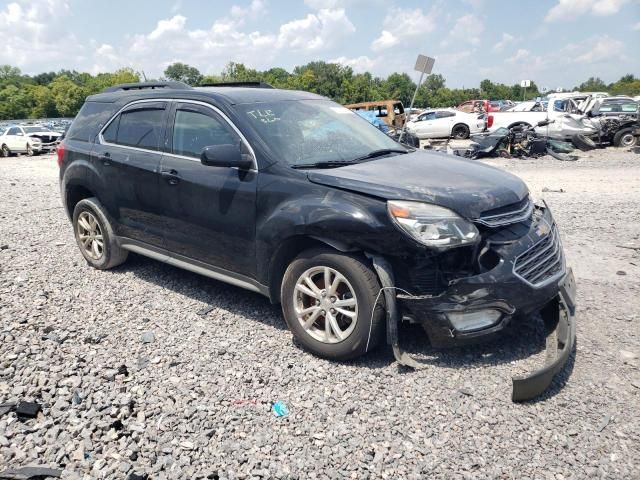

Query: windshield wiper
<box><xmin>290</xmin><ymin>149</ymin><xmax>410</xmax><ymax>169</ymax></box>
<box><xmin>350</xmin><ymin>148</ymin><xmax>409</xmax><ymax>163</ymax></box>
<box><xmin>290</xmin><ymin>160</ymin><xmax>359</xmax><ymax>169</ymax></box>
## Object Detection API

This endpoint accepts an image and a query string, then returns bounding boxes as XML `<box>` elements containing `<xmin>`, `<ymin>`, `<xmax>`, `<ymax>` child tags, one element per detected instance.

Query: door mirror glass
<box><xmin>201</xmin><ymin>144</ymin><xmax>253</xmax><ymax>169</ymax></box>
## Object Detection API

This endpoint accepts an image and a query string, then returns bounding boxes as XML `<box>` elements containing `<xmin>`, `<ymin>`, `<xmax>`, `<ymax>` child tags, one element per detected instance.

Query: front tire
<box><xmin>72</xmin><ymin>197</ymin><xmax>128</xmax><ymax>270</ymax></box>
<box><xmin>26</xmin><ymin>144</ymin><xmax>34</xmax><ymax>156</ymax></box>
<box><xmin>281</xmin><ymin>248</ymin><xmax>385</xmax><ymax>360</ymax></box>
<box><xmin>613</xmin><ymin>129</ymin><xmax>637</xmax><ymax>148</ymax></box>
<box><xmin>0</xmin><ymin>144</ymin><xmax>9</xmax><ymax>157</ymax></box>
<box><xmin>451</xmin><ymin>124</ymin><xmax>470</xmax><ymax>139</ymax></box>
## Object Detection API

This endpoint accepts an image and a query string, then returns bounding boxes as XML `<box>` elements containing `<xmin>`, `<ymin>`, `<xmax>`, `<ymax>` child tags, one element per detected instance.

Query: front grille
<box><xmin>476</xmin><ymin>197</ymin><xmax>533</xmax><ymax>228</ymax></box>
<box><xmin>30</xmin><ymin>135</ymin><xmax>59</xmax><ymax>145</ymax></box>
<box><xmin>513</xmin><ymin>223</ymin><xmax>565</xmax><ymax>287</ymax></box>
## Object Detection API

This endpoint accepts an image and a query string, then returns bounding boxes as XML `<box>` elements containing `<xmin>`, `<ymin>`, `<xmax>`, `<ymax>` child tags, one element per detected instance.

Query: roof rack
<box><xmin>200</xmin><ymin>81</ymin><xmax>274</xmax><ymax>89</ymax></box>
<box><xmin>102</xmin><ymin>81</ymin><xmax>193</xmax><ymax>93</ymax></box>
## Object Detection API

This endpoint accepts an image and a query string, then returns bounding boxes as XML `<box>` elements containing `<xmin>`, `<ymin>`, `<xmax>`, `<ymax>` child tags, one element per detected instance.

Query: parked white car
<box><xmin>405</xmin><ymin>108</ymin><xmax>486</xmax><ymax>139</ymax></box>
<box><xmin>0</xmin><ymin>124</ymin><xmax>62</xmax><ymax>157</ymax></box>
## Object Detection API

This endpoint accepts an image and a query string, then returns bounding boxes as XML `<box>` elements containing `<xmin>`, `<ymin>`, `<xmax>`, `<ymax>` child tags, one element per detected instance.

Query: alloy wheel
<box><xmin>77</xmin><ymin>211</ymin><xmax>104</xmax><ymax>260</ymax></box>
<box><xmin>293</xmin><ymin>266</ymin><xmax>358</xmax><ymax>344</ymax></box>
<box><xmin>621</xmin><ymin>133</ymin><xmax>636</xmax><ymax>147</ymax></box>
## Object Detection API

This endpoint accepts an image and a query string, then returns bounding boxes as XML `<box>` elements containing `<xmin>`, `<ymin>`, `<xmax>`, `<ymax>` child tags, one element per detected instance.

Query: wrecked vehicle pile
<box><xmin>487</xmin><ymin>92</ymin><xmax>639</xmax><ymax>153</ymax></box>
<box><xmin>457</xmin><ymin>120</ymin><xmax>580</xmax><ymax>161</ymax></box>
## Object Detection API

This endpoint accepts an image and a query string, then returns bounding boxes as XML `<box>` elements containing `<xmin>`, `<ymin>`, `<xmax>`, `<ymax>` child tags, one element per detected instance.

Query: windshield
<box><xmin>237</xmin><ymin>99</ymin><xmax>406</xmax><ymax>167</ymax></box>
<box><xmin>23</xmin><ymin>126</ymin><xmax>52</xmax><ymax>133</ymax></box>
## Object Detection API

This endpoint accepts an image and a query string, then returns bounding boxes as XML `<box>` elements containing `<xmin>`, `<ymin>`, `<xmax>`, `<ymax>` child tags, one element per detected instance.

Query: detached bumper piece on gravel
<box><xmin>370</xmin><ymin>205</ymin><xmax>577</xmax><ymax>402</ymax></box>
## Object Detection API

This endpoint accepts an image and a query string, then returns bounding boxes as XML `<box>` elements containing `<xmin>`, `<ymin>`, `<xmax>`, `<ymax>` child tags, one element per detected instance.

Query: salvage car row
<box><xmin>347</xmin><ymin>93</ymin><xmax>639</xmax><ymax>147</ymax></box>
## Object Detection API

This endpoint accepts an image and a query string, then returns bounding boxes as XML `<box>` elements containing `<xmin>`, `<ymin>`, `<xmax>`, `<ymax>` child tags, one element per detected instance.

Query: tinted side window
<box><xmin>7</xmin><ymin>127</ymin><xmax>19</xmax><ymax>135</ymax></box>
<box><xmin>436</xmin><ymin>111</ymin><xmax>455</xmax><ymax>118</ymax></box>
<box><xmin>172</xmin><ymin>109</ymin><xmax>237</xmax><ymax>159</ymax></box>
<box><xmin>113</xmin><ymin>107</ymin><xmax>165</xmax><ymax>151</ymax></box>
<box><xmin>66</xmin><ymin>102</ymin><xmax>116</xmax><ymax>142</ymax></box>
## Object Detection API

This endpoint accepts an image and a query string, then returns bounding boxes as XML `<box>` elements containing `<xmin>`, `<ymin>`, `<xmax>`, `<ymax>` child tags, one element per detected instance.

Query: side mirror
<box><xmin>201</xmin><ymin>144</ymin><xmax>253</xmax><ymax>170</ymax></box>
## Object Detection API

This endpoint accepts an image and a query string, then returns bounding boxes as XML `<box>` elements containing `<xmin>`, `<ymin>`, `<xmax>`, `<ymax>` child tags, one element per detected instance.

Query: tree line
<box><xmin>1</xmin><ymin>62</ymin><xmax>638</xmax><ymax>120</ymax></box>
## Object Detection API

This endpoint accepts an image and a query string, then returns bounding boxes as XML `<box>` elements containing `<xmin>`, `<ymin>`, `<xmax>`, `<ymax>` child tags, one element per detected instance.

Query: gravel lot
<box><xmin>1</xmin><ymin>148</ymin><xmax>639</xmax><ymax>479</ymax></box>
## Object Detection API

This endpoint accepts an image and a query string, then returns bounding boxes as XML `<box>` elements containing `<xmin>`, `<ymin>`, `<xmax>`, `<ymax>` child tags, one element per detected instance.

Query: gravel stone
<box><xmin>141</xmin><ymin>332</ymin><xmax>156</xmax><ymax>344</ymax></box>
<box><xmin>0</xmin><ymin>151</ymin><xmax>639</xmax><ymax>479</ymax></box>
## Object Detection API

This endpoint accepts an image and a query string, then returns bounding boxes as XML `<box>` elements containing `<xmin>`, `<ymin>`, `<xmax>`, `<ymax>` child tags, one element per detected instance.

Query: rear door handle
<box><xmin>160</xmin><ymin>169</ymin><xmax>180</xmax><ymax>186</ymax></box>
<box><xmin>99</xmin><ymin>152</ymin><xmax>111</xmax><ymax>166</ymax></box>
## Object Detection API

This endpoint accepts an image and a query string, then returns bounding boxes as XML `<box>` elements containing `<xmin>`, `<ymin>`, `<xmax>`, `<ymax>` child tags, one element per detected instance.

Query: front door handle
<box><xmin>160</xmin><ymin>169</ymin><xmax>180</xmax><ymax>186</ymax></box>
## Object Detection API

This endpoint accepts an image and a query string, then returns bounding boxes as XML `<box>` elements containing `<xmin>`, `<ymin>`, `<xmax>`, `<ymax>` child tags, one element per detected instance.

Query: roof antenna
<box><xmin>141</xmin><ymin>70</ymin><xmax>148</xmax><ymax>82</ymax></box>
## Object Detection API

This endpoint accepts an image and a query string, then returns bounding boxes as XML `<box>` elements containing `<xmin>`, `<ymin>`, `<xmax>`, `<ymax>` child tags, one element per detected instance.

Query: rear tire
<box><xmin>281</xmin><ymin>248</ymin><xmax>385</xmax><ymax>360</ymax></box>
<box><xmin>451</xmin><ymin>124</ymin><xmax>470</xmax><ymax>139</ymax></box>
<box><xmin>572</xmin><ymin>133</ymin><xmax>596</xmax><ymax>151</ymax></box>
<box><xmin>613</xmin><ymin>129</ymin><xmax>637</xmax><ymax>148</ymax></box>
<box><xmin>72</xmin><ymin>197</ymin><xmax>128</xmax><ymax>270</ymax></box>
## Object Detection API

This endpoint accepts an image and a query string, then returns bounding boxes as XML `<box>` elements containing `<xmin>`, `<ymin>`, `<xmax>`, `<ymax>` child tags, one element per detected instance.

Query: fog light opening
<box><xmin>447</xmin><ymin>309</ymin><xmax>502</xmax><ymax>332</ymax></box>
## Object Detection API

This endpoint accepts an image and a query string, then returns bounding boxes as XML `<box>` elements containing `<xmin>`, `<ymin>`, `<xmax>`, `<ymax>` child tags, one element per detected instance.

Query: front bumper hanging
<box><xmin>512</xmin><ymin>269</ymin><xmax>576</xmax><ymax>402</ymax></box>
<box><xmin>369</xmin><ymin>253</ymin><xmax>576</xmax><ymax>402</ymax></box>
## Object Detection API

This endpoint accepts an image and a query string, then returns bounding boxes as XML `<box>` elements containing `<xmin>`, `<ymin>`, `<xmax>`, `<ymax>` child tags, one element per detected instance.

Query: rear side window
<box><xmin>66</xmin><ymin>102</ymin><xmax>116</xmax><ymax>143</ymax></box>
<box><xmin>436</xmin><ymin>111</ymin><xmax>455</xmax><ymax>118</ymax></box>
<box><xmin>172</xmin><ymin>109</ymin><xmax>237</xmax><ymax>159</ymax></box>
<box><xmin>101</xmin><ymin>104</ymin><xmax>167</xmax><ymax>151</ymax></box>
<box><xmin>7</xmin><ymin>127</ymin><xmax>20</xmax><ymax>135</ymax></box>
<box><xmin>114</xmin><ymin>107</ymin><xmax>165</xmax><ymax>151</ymax></box>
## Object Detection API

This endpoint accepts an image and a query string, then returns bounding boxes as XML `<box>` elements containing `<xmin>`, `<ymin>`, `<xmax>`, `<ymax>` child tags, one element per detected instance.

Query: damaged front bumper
<box><xmin>512</xmin><ymin>273</ymin><xmax>575</xmax><ymax>401</ymax></box>
<box><xmin>371</xmin><ymin>205</ymin><xmax>577</xmax><ymax>402</ymax></box>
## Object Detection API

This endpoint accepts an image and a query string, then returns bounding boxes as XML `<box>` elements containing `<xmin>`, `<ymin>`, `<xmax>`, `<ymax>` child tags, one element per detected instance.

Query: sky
<box><xmin>0</xmin><ymin>0</ymin><xmax>638</xmax><ymax>89</ymax></box>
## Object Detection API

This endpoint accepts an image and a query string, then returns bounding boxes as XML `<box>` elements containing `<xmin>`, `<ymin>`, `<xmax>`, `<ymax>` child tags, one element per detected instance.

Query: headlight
<box><xmin>387</xmin><ymin>200</ymin><xmax>479</xmax><ymax>250</ymax></box>
<box><xmin>528</xmin><ymin>190</ymin><xmax>544</xmax><ymax>207</ymax></box>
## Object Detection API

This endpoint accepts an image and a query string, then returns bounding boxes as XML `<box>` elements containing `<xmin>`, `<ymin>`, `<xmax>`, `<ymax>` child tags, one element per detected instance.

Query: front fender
<box><xmin>255</xmin><ymin>183</ymin><xmax>416</xmax><ymax>284</ymax></box>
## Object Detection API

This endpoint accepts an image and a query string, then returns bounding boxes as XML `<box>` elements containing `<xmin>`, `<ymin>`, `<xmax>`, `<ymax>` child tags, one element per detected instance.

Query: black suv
<box><xmin>59</xmin><ymin>82</ymin><xmax>576</xmax><ymax>401</ymax></box>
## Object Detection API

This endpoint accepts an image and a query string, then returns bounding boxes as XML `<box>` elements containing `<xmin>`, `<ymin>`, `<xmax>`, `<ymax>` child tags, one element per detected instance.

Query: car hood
<box><xmin>27</xmin><ymin>131</ymin><xmax>61</xmax><ymax>137</ymax></box>
<box><xmin>307</xmin><ymin>150</ymin><xmax>529</xmax><ymax>219</ymax></box>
